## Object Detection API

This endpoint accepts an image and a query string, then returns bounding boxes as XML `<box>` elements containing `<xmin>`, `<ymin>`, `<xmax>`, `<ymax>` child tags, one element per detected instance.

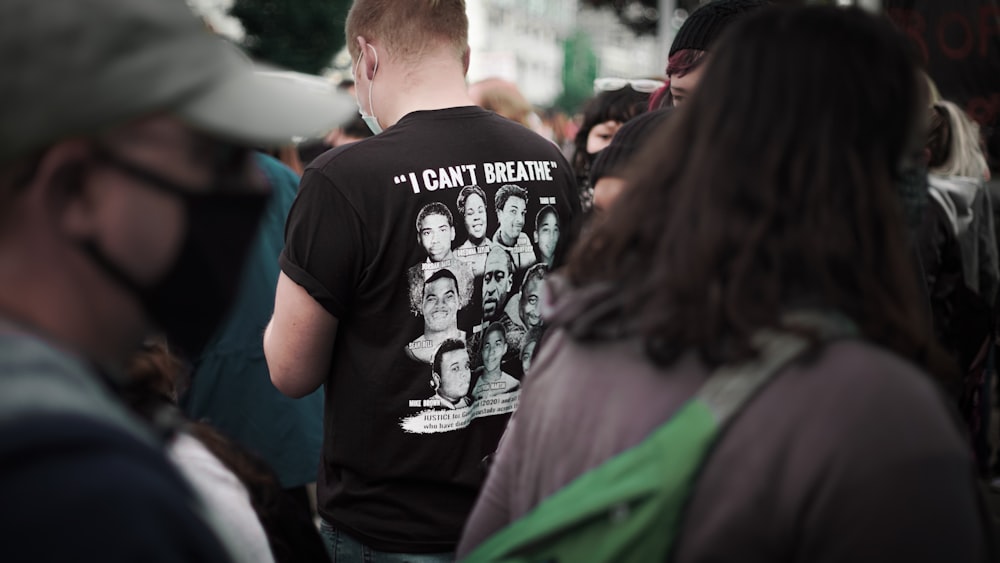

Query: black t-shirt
<box><xmin>280</xmin><ymin>106</ymin><xmax>580</xmax><ymax>552</ymax></box>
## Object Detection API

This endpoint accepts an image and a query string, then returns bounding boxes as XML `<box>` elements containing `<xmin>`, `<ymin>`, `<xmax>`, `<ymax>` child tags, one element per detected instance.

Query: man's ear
<box><xmin>34</xmin><ymin>142</ymin><xmax>97</xmax><ymax>237</ymax></box>
<box><xmin>462</xmin><ymin>45</ymin><xmax>471</xmax><ymax>76</ymax></box>
<box><xmin>430</xmin><ymin>372</ymin><xmax>441</xmax><ymax>391</ymax></box>
<box><xmin>356</xmin><ymin>36</ymin><xmax>377</xmax><ymax>80</ymax></box>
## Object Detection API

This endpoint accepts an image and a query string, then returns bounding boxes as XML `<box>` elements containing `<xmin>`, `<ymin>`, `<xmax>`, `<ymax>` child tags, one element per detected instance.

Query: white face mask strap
<box><xmin>354</xmin><ymin>43</ymin><xmax>383</xmax><ymax>134</ymax></box>
<box><xmin>367</xmin><ymin>43</ymin><xmax>379</xmax><ymax>120</ymax></box>
<box><xmin>354</xmin><ymin>48</ymin><xmax>364</xmax><ymax>87</ymax></box>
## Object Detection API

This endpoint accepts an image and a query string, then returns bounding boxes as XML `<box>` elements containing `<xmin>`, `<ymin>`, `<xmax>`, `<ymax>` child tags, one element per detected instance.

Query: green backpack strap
<box><xmin>463</xmin><ymin>312</ymin><xmax>856</xmax><ymax>563</ymax></box>
<box><xmin>696</xmin><ymin>310</ymin><xmax>857</xmax><ymax>424</ymax></box>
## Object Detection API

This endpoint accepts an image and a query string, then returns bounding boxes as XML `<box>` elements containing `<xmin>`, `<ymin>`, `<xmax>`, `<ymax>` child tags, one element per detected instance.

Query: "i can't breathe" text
<box><xmin>392</xmin><ymin>160</ymin><xmax>558</xmax><ymax>194</ymax></box>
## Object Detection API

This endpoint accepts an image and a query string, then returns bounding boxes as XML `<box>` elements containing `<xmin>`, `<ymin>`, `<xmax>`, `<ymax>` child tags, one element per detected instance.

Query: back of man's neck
<box><xmin>378</xmin><ymin>58</ymin><xmax>476</xmax><ymax>127</ymax></box>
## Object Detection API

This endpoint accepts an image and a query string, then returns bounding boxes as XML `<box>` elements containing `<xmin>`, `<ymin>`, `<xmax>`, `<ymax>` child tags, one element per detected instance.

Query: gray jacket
<box><xmin>929</xmin><ymin>174</ymin><xmax>1000</xmax><ymax>305</ymax></box>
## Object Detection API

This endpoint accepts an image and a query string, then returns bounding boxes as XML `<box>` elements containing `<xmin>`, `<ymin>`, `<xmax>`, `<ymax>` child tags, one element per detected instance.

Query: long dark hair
<box><xmin>565</xmin><ymin>6</ymin><xmax>948</xmax><ymax>375</ymax></box>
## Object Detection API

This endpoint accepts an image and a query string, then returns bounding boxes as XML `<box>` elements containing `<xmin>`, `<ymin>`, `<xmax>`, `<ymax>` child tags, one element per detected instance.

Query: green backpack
<box><xmin>463</xmin><ymin>316</ymin><xmax>855</xmax><ymax>563</ymax></box>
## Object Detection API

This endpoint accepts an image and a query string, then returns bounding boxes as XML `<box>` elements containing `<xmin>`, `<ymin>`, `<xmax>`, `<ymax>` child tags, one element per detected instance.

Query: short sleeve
<box><xmin>279</xmin><ymin>168</ymin><xmax>370</xmax><ymax>319</ymax></box>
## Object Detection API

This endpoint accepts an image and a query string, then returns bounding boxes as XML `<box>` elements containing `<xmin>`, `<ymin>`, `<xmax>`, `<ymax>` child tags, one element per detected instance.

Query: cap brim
<box><xmin>177</xmin><ymin>59</ymin><xmax>357</xmax><ymax>148</ymax></box>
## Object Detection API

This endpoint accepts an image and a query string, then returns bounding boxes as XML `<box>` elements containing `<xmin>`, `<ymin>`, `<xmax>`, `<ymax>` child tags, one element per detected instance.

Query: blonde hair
<box><xmin>923</xmin><ymin>71</ymin><xmax>941</xmax><ymax>105</ymax></box>
<box><xmin>469</xmin><ymin>78</ymin><xmax>534</xmax><ymax>128</ymax></box>
<box><xmin>930</xmin><ymin>100</ymin><xmax>989</xmax><ymax>180</ymax></box>
<box><xmin>346</xmin><ymin>0</ymin><xmax>468</xmax><ymax>63</ymax></box>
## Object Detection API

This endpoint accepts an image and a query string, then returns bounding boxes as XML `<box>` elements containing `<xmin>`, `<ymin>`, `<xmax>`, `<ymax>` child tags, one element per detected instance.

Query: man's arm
<box><xmin>265</xmin><ymin>271</ymin><xmax>338</xmax><ymax>398</ymax></box>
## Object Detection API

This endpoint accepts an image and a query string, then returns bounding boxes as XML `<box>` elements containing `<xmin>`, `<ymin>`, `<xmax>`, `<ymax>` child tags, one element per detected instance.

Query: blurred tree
<box><xmin>230</xmin><ymin>0</ymin><xmax>350</xmax><ymax>74</ymax></box>
<box><xmin>555</xmin><ymin>31</ymin><xmax>599</xmax><ymax>114</ymax></box>
<box><xmin>581</xmin><ymin>0</ymin><xmax>703</xmax><ymax>35</ymax></box>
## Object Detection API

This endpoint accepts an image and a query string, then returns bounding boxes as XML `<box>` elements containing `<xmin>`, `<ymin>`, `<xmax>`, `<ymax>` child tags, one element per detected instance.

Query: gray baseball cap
<box><xmin>0</xmin><ymin>0</ymin><xmax>356</xmax><ymax>160</ymax></box>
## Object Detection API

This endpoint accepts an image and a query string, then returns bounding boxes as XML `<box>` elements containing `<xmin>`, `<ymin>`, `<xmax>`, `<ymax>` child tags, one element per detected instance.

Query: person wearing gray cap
<box><xmin>0</xmin><ymin>0</ymin><xmax>353</xmax><ymax>561</ymax></box>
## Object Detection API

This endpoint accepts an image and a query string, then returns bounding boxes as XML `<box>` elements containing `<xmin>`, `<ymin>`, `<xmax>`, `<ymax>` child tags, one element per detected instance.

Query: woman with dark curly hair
<box><xmin>459</xmin><ymin>6</ymin><xmax>992</xmax><ymax>562</ymax></box>
<box><xmin>570</xmin><ymin>82</ymin><xmax>651</xmax><ymax>209</ymax></box>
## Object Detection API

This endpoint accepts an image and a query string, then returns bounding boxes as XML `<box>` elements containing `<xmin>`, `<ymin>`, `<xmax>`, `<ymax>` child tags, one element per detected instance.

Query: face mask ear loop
<box><xmin>367</xmin><ymin>44</ymin><xmax>381</xmax><ymax>131</ymax></box>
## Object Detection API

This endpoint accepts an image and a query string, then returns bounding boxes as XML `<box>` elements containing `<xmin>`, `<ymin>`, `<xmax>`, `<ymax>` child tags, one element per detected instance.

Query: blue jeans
<box><xmin>319</xmin><ymin>520</ymin><xmax>455</xmax><ymax>563</ymax></box>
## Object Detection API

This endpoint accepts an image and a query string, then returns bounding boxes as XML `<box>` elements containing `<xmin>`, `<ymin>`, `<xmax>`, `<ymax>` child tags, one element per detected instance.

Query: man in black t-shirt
<box><xmin>264</xmin><ymin>0</ymin><xmax>580</xmax><ymax>559</ymax></box>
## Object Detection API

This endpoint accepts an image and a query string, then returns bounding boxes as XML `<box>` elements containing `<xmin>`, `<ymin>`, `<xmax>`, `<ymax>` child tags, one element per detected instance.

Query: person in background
<box><xmin>263</xmin><ymin>0</ymin><xmax>579</xmax><ymax>560</ymax></box>
<box><xmin>926</xmin><ymin>100</ymin><xmax>997</xmax><ymax>304</ymax></box>
<box><xmin>298</xmin><ymin>78</ymin><xmax>374</xmax><ymax>166</ymax></box>
<box><xmin>648</xmin><ymin>0</ymin><xmax>769</xmax><ymax>109</ymax></box>
<box><xmin>469</xmin><ymin>77</ymin><xmax>549</xmax><ymax>139</ymax></box>
<box><xmin>571</xmin><ymin>79</ymin><xmax>653</xmax><ymax>209</ymax></box>
<box><xmin>0</xmin><ymin>0</ymin><xmax>353</xmax><ymax>560</ymax></box>
<box><xmin>589</xmin><ymin>108</ymin><xmax>673</xmax><ymax>211</ymax></box>
<box><xmin>183</xmin><ymin>152</ymin><xmax>326</xmax><ymax>523</ymax></box>
<box><xmin>542</xmin><ymin>106</ymin><xmax>577</xmax><ymax>160</ymax></box>
<box><xmin>328</xmin><ymin>115</ymin><xmax>375</xmax><ymax>148</ymax></box>
<box><xmin>127</xmin><ymin>339</ymin><xmax>330</xmax><ymax>563</ymax></box>
<box><xmin>459</xmin><ymin>6</ymin><xmax>991</xmax><ymax>561</ymax></box>
<box><xmin>920</xmin><ymin>98</ymin><xmax>998</xmax><ymax>474</ymax></box>
<box><xmin>265</xmin><ymin>145</ymin><xmax>305</xmax><ymax>176</ymax></box>
<box><xmin>249</xmin><ymin>70</ymin><xmax>348</xmax><ymax>176</ymax></box>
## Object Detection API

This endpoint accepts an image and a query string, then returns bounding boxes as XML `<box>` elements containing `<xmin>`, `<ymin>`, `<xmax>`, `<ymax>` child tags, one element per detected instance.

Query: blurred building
<box><xmin>466</xmin><ymin>0</ymin><xmax>578</xmax><ymax>107</ymax></box>
<box><xmin>198</xmin><ymin>0</ymin><xmax>666</xmax><ymax>110</ymax></box>
<box><xmin>467</xmin><ymin>0</ymin><xmax>664</xmax><ymax>108</ymax></box>
<box><xmin>578</xmin><ymin>6</ymin><xmax>664</xmax><ymax>80</ymax></box>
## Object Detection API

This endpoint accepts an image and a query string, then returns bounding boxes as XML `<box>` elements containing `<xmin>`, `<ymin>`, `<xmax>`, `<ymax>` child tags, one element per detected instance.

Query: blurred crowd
<box><xmin>2</xmin><ymin>0</ymin><xmax>999</xmax><ymax>562</ymax></box>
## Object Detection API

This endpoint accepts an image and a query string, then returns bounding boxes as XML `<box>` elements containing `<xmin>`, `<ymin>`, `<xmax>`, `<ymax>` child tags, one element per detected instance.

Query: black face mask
<box><xmin>83</xmin><ymin>146</ymin><xmax>270</xmax><ymax>359</ymax></box>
